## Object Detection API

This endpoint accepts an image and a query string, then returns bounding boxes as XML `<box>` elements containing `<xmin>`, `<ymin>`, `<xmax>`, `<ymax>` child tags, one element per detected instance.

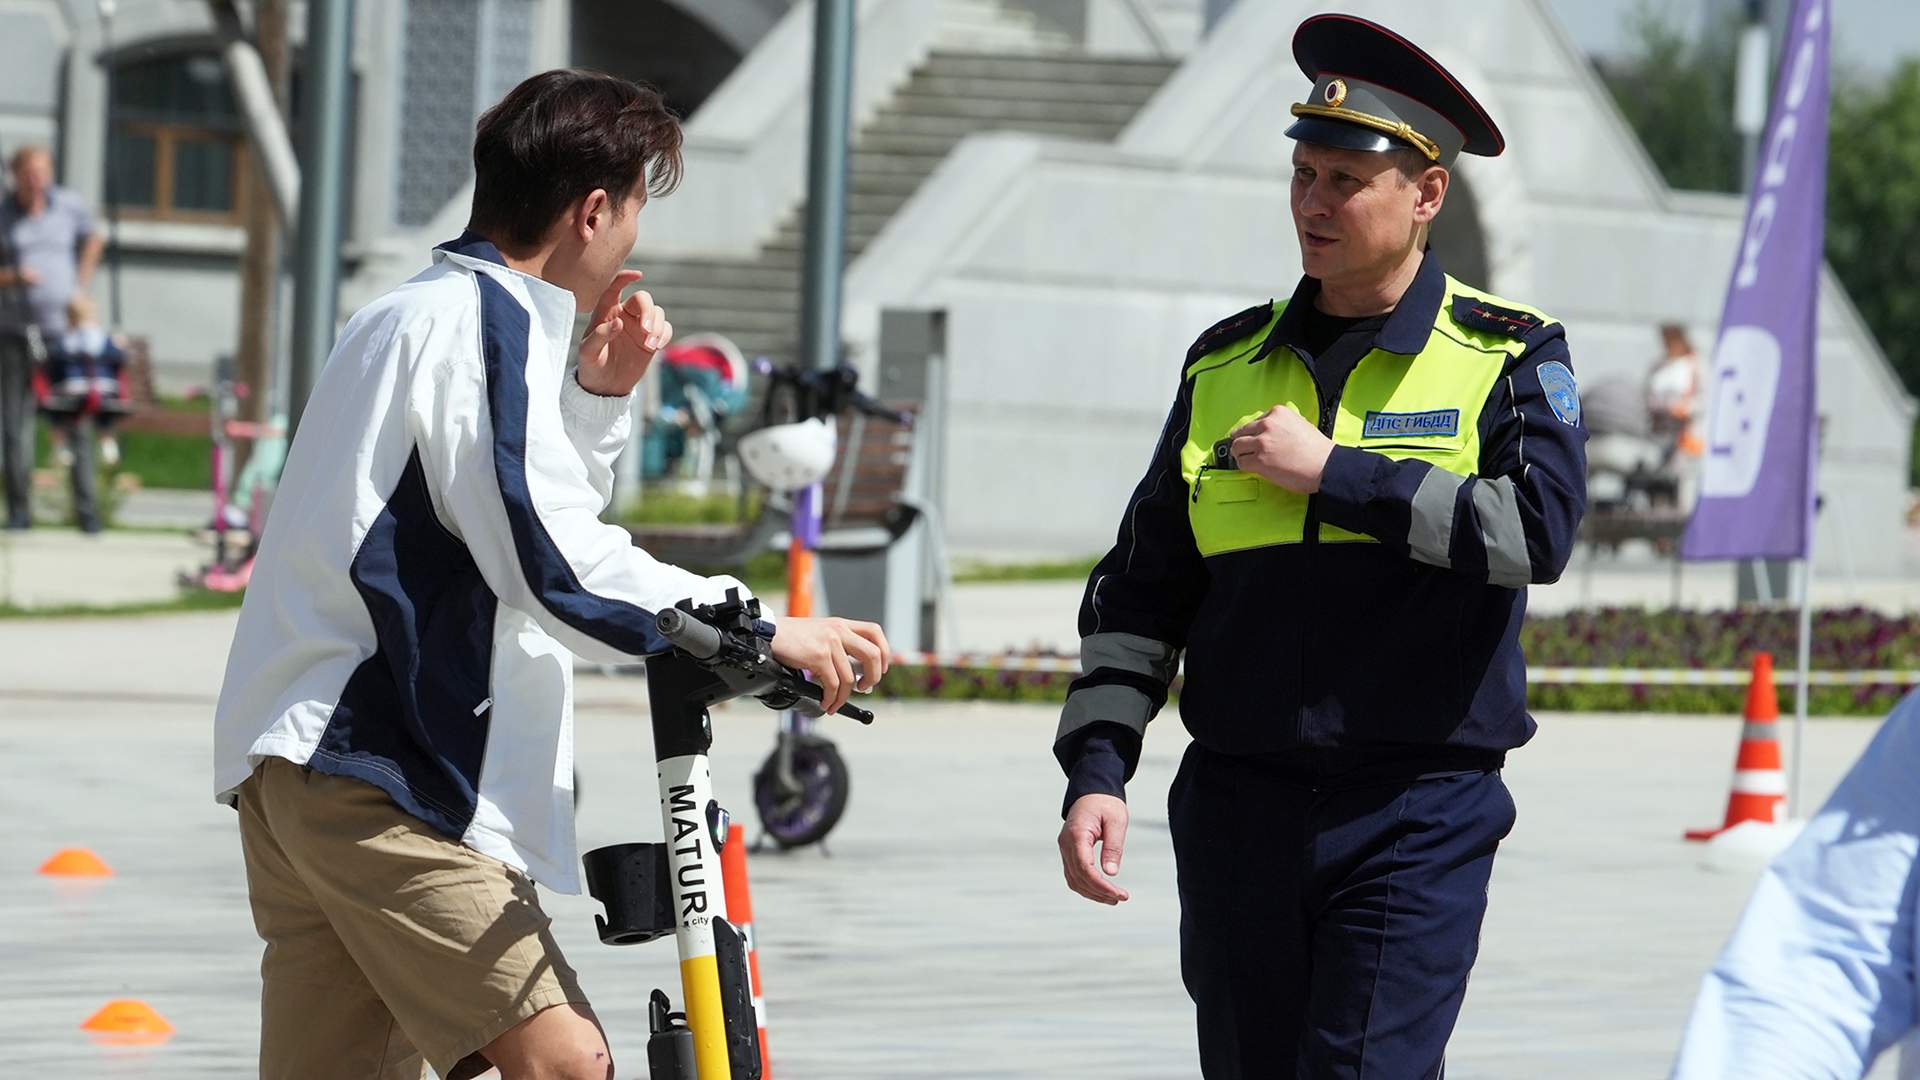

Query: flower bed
<box><xmin>873</xmin><ymin>607</ymin><xmax>1920</xmax><ymax>716</ymax></box>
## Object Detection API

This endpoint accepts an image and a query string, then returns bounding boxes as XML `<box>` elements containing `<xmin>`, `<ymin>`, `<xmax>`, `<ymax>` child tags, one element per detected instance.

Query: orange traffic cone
<box><xmin>722</xmin><ymin>824</ymin><xmax>771</xmax><ymax>1078</ymax></box>
<box><xmin>1686</xmin><ymin>652</ymin><xmax>1787</xmax><ymax>841</ymax></box>
<box><xmin>39</xmin><ymin>848</ymin><xmax>113</xmax><ymax>876</ymax></box>
<box><xmin>82</xmin><ymin>999</ymin><xmax>173</xmax><ymax>1043</ymax></box>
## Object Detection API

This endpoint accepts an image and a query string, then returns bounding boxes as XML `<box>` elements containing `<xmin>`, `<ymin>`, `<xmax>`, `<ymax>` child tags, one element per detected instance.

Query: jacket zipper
<box><xmin>1297</xmin><ymin>347</ymin><xmax>1340</xmax><ymax>546</ymax></box>
<box><xmin>1191</xmin><ymin>463</ymin><xmax>1226</xmax><ymax>502</ymax></box>
<box><xmin>1295</xmin><ymin>346</ymin><xmax>1338</xmax><ymax>748</ymax></box>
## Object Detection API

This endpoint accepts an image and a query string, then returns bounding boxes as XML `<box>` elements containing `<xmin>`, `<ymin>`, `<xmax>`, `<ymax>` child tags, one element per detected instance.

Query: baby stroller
<box><xmin>641</xmin><ymin>333</ymin><xmax>751</xmax><ymax>493</ymax></box>
<box><xmin>32</xmin><ymin>324</ymin><xmax>133</xmax><ymax>533</ymax></box>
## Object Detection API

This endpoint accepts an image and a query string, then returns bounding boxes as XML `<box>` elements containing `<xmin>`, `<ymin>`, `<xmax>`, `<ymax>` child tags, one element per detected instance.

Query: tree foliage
<box><xmin>1596</xmin><ymin>7</ymin><xmax>1745</xmax><ymax>194</ymax></box>
<box><xmin>1825</xmin><ymin>60</ymin><xmax>1920</xmax><ymax>399</ymax></box>
<box><xmin>1599</xmin><ymin>7</ymin><xmax>1920</xmax><ymax>478</ymax></box>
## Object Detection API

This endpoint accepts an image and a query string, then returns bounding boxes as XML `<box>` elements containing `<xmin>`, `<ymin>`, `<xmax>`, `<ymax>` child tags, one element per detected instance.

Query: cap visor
<box><xmin>1285</xmin><ymin>116</ymin><xmax>1400</xmax><ymax>155</ymax></box>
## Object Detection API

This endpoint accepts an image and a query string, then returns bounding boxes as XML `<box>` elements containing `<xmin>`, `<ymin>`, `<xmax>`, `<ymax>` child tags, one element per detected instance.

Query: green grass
<box><xmin>666</xmin><ymin>552</ymin><xmax>1098</xmax><ymax>608</ymax></box>
<box><xmin>952</xmin><ymin>557</ymin><xmax>1100</xmax><ymax>584</ymax></box>
<box><xmin>0</xmin><ymin>588</ymin><xmax>245</xmax><ymax>619</ymax></box>
<box><xmin>613</xmin><ymin>488</ymin><xmax>761</xmax><ymax>527</ymax></box>
<box><xmin>671</xmin><ymin>550</ymin><xmax>789</xmax><ymax>597</ymax></box>
<box><xmin>34</xmin><ymin>395</ymin><xmax>213</xmax><ymax>491</ymax></box>
<box><xmin>113</xmin><ymin>429</ymin><xmax>213</xmax><ymax>490</ymax></box>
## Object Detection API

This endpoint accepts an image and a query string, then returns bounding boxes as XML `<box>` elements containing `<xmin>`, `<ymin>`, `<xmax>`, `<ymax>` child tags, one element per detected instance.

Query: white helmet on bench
<box><xmin>738</xmin><ymin>417</ymin><xmax>837</xmax><ymax>493</ymax></box>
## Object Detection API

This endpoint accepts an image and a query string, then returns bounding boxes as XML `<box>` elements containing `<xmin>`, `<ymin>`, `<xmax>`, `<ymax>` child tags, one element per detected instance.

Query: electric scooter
<box><xmin>582</xmin><ymin>588</ymin><xmax>876</xmax><ymax>1079</ymax></box>
<box><xmin>736</xmin><ymin>360</ymin><xmax>911</xmax><ymax>849</ymax></box>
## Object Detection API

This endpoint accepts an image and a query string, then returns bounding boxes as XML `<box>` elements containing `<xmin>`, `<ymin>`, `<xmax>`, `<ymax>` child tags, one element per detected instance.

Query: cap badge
<box><xmin>1324</xmin><ymin>79</ymin><xmax>1348</xmax><ymax>108</ymax></box>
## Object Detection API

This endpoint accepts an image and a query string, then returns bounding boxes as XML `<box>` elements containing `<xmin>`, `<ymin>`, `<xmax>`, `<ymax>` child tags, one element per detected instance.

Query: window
<box><xmin>106</xmin><ymin>52</ymin><xmax>250</xmax><ymax>224</ymax></box>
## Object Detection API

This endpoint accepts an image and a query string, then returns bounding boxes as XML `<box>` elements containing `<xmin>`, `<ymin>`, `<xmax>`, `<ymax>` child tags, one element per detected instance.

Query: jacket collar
<box><xmin>1257</xmin><ymin>248</ymin><xmax>1445</xmax><ymax>361</ymax></box>
<box><xmin>432</xmin><ymin>230</ymin><xmax>580</xmax><ymax>346</ymax></box>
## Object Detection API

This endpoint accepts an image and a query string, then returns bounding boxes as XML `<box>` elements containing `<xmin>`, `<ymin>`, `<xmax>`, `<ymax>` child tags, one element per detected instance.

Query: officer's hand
<box><xmin>1058</xmin><ymin>794</ymin><xmax>1130</xmax><ymax>905</ymax></box>
<box><xmin>1229</xmin><ymin>407</ymin><xmax>1334</xmax><ymax>494</ymax></box>
<box><xmin>770</xmin><ymin>617</ymin><xmax>892</xmax><ymax>715</ymax></box>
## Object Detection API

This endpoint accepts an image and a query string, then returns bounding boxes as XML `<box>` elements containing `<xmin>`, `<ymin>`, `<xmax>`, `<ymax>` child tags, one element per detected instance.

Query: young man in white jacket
<box><xmin>212</xmin><ymin>70</ymin><xmax>890</xmax><ymax>1080</ymax></box>
<box><xmin>1672</xmin><ymin>689</ymin><xmax>1920</xmax><ymax>1079</ymax></box>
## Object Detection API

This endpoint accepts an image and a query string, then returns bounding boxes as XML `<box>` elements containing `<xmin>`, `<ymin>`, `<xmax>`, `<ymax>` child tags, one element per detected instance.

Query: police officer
<box><xmin>1052</xmin><ymin>14</ymin><xmax>1587</xmax><ymax>1077</ymax></box>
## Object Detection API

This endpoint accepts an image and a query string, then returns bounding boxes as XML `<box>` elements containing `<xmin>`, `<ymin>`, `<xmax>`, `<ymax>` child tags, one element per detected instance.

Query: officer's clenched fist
<box><xmin>1229</xmin><ymin>406</ymin><xmax>1335</xmax><ymax>494</ymax></box>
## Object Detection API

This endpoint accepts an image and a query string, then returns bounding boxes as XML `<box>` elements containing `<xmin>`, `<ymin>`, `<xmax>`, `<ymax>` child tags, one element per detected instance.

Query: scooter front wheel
<box><xmin>752</xmin><ymin>735</ymin><xmax>849</xmax><ymax>848</ymax></box>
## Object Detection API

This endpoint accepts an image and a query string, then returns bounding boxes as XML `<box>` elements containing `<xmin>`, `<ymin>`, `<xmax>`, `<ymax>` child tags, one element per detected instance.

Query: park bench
<box><xmin>114</xmin><ymin>337</ymin><xmax>211</xmax><ymax>438</ymax></box>
<box><xmin>623</xmin><ymin>403</ymin><xmax>922</xmax><ymax>571</ymax></box>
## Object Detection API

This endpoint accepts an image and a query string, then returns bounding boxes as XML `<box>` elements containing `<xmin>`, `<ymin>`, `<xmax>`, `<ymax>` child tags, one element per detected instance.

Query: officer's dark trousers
<box><xmin>1169</xmin><ymin>742</ymin><xmax>1516</xmax><ymax>1079</ymax></box>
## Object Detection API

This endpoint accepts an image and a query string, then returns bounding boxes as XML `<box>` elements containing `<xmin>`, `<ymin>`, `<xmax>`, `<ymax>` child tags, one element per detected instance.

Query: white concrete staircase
<box><xmin>938</xmin><ymin>0</ymin><xmax>1076</xmax><ymax>52</ymax></box>
<box><xmin>639</xmin><ymin>48</ymin><xmax>1176</xmax><ymax>366</ymax></box>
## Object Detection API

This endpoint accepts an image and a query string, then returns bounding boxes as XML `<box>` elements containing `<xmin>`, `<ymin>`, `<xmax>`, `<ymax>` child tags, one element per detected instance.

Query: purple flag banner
<box><xmin>1681</xmin><ymin>0</ymin><xmax>1829</xmax><ymax>561</ymax></box>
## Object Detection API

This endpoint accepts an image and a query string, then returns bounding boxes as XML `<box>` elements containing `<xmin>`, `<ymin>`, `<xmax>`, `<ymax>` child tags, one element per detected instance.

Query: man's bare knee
<box><xmin>498</xmin><ymin>1045</ymin><xmax>612</xmax><ymax>1080</ymax></box>
<box><xmin>484</xmin><ymin>1002</ymin><xmax>613</xmax><ymax>1080</ymax></box>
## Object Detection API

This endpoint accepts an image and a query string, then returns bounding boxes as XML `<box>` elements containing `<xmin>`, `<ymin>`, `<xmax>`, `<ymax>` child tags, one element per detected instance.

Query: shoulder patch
<box><xmin>1537</xmin><ymin>360</ymin><xmax>1580</xmax><ymax>426</ymax></box>
<box><xmin>1185</xmin><ymin>302</ymin><xmax>1273</xmax><ymax>364</ymax></box>
<box><xmin>1450</xmin><ymin>296</ymin><xmax>1545</xmax><ymax>340</ymax></box>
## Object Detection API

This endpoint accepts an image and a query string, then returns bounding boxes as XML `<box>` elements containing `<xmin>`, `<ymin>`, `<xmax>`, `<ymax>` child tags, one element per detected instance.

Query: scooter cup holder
<box><xmin>582</xmin><ymin>842</ymin><xmax>676</xmax><ymax>945</ymax></box>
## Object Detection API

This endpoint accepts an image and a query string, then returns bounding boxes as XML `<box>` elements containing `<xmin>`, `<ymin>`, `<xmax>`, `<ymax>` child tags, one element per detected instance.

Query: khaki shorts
<box><xmin>236</xmin><ymin>757</ymin><xmax>591</xmax><ymax>1080</ymax></box>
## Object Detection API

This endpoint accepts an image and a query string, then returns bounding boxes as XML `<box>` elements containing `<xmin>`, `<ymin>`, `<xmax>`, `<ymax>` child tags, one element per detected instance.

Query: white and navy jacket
<box><xmin>213</xmin><ymin>233</ymin><xmax>759</xmax><ymax>892</ymax></box>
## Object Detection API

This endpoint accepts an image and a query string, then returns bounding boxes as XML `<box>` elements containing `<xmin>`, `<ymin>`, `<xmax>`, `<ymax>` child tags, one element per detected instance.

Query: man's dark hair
<box><xmin>467</xmin><ymin>69</ymin><xmax>683</xmax><ymax>250</ymax></box>
<box><xmin>1391</xmin><ymin>147</ymin><xmax>1438</xmax><ymax>184</ymax></box>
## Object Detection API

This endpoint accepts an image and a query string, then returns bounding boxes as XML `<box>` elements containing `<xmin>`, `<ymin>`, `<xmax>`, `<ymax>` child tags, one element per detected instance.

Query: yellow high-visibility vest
<box><xmin>1184</xmin><ymin>275</ymin><xmax>1555</xmax><ymax>557</ymax></box>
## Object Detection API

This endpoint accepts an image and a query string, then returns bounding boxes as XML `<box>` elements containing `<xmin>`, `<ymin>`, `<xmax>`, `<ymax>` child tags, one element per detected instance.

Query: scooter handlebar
<box><xmin>848</xmin><ymin>389</ymin><xmax>913</xmax><ymax>428</ymax></box>
<box><xmin>749</xmin><ymin>358</ymin><xmax>913</xmax><ymax>428</ymax></box>
<box><xmin>654</xmin><ymin>608</ymin><xmax>723</xmax><ymax>661</ymax></box>
<box><xmin>654</xmin><ymin>600</ymin><xmax>876</xmax><ymax>724</ymax></box>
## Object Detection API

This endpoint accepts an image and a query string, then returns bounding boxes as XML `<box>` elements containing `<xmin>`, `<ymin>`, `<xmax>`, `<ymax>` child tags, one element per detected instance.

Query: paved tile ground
<box><xmin>0</xmin><ymin>611</ymin><xmax>1905</xmax><ymax>1077</ymax></box>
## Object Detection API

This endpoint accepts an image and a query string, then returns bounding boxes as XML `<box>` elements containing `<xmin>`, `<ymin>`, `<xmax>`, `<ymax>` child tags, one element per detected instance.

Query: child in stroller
<box><xmin>35</xmin><ymin>294</ymin><xmax>129</xmax><ymax>532</ymax></box>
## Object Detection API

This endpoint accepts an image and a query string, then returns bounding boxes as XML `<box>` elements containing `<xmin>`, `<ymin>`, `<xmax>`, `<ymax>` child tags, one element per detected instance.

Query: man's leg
<box><xmin>268</xmin><ymin>760</ymin><xmax>606</xmax><ymax>1080</ymax></box>
<box><xmin>68</xmin><ymin>415</ymin><xmax>99</xmax><ymax>531</ymax></box>
<box><xmin>1300</xmin><ymin>770</ymin><xmax>1516</xmax><ymax>1079</ymax></box>
<box><xmin>237</xmin><ymin>759</ymin><xmax>427</xmax><ymax>1080</ymax></box>
<box><xmin>0</xmin><ymin>335</ymin><xmax>33</xmax><ymax>526</ymax></box>
<box><xmin>476</xmin><ymin>1003</ymin><xmax>614</xmax><ymax>1080</ymax></box>
<box><xmin>1169</xmin><ymin>744</ymin><xmax>1315</xmax><ymax>1078</ymax></box>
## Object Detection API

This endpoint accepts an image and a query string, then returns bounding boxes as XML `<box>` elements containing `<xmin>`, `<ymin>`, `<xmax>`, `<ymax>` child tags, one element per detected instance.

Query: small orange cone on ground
<box><xmin>39</xmin><ymin>848</ymin><xmax>113</xmax><ymax>876</ymax></box>
<box><xmin>1685</xmin><ymin>652</ymin><xmax>1788</xmax><ymax>841</ymax></box>
<box><xmin>82</xmin><ymin>999</ymin><xmax>173</xmax><ymax>1038</ymax></box>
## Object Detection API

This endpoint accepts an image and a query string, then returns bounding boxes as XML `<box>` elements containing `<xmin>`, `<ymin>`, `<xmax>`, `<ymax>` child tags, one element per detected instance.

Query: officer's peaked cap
<box><xmin>1286</xmin><ymin>13</ymin><xmax>1504</xmax><ymax>166</ymax></box>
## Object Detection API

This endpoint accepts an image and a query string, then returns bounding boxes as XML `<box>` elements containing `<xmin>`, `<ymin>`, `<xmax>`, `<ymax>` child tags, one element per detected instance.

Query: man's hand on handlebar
<box><xmin>770</xmin><ymin>618</ymin><xmax>892</xmax><ymax>716</ymax></box>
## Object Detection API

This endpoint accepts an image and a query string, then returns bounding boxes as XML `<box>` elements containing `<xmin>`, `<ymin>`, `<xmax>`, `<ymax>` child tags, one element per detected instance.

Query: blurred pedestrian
<box><xmin>1648</xmin><ymin>325</ymin><xmax>1700</xmax><ymax>441</ymax></box>
<box><xmin>0</xmin><ymin>145</ymin><xmax>102</xmax><ymax>529</ymax></box>
<box><xmin>0</xmin><ymin>145</ymin><xmax>102</xmax><ymax>526</ymax></box>
<box><xmin>1648</xmin><ymin>323</ymin><xmax>1703</xmax><ymax>509</ymax></box>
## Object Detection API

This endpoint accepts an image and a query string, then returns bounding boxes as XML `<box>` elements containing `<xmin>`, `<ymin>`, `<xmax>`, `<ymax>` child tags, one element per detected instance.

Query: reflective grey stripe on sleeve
<box><xmin>1056</xmin><ymin>683</ymin><xmax>1156</xmax><ymax>743</ymax></box>
<box><xmin>1409</xmin><ymin>466</ymin><xmax>1466</xmax><ymax>569</ymax></box>
<box><xmin>1473</xmin><ymin>476</ymin><xmax>1533</xmax><ymax>587</ymax></box>
<box><xmin>1080</xmin><ymin>631</ymin><xmax>1180</xmax><ymax>684</ymax></box>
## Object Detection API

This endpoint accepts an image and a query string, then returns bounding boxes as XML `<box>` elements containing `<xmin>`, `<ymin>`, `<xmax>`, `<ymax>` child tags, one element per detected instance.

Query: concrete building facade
<box><xmin>1</xmin><ymin>0</ymin><xmax>1906</xmax><ymax>573</ymax></box>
